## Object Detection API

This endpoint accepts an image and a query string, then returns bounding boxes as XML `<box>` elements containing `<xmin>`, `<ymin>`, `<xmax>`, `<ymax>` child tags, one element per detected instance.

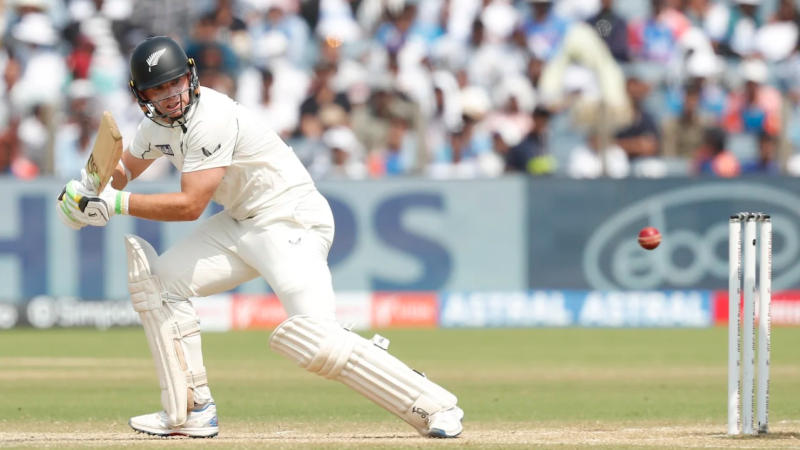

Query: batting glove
<box><xmin>64</xmin><ymin>178</ymin><xmax>130</xmax><ymax>227</ymax></box>
<box><xmin>79</xmin><ymin>168</ymin><xmax>96</xmax><ymax>193</ymax></box>
<box><xmin>55</xmin><ymin>189</ymin><xmax>87</xmax><ymax>230</ymax></box>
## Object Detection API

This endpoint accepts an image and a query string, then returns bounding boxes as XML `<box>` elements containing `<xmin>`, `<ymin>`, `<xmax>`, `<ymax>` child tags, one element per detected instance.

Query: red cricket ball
<box><xmin>638</xmin><ymin>226</ymin><xmax>661</xmax><ymax>250</ymax></box>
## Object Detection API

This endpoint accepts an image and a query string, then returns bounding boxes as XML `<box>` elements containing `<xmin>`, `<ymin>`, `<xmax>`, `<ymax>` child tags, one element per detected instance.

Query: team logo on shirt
<box><xmin>154</xmin><ymin>144</ymin><xmax>174</xmax><ymax>156</ymax></box>
<box><xmin>146</xmin><ymin>48</ymin><xmax>167</xmax><ymax>72</ymax></box>
<box><xmin>201</xmin><ymin>143</ymin><xmax>222</xmax><ymax>157</ymax></box>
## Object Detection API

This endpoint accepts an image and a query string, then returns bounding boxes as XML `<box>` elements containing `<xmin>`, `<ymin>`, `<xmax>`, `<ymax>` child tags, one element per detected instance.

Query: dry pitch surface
<box><xmin>3</xmin><ymin>422</ymin><xmax>800</xmax><ymax>449</ymax></box>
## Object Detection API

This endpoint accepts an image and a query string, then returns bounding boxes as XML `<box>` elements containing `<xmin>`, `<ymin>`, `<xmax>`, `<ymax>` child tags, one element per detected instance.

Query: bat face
<box><xmin>85</xmin><ymin>111</ymin><xmax>123</xmax><ymax>193</ymax></box>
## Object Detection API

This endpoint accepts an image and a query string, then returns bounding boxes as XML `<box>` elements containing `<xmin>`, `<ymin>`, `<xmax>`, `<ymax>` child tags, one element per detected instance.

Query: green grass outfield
<box><xmin>2</xmin><ymin>327</ymin><xmax>800</xmax><ymax>448</ymax></box>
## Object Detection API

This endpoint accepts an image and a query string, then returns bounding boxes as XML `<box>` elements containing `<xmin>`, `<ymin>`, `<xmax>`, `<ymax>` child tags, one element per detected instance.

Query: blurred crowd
<box><xmin>2</xmin><ymin>0</ymin><xmax>800</xmax><ymax>181</ymax></box>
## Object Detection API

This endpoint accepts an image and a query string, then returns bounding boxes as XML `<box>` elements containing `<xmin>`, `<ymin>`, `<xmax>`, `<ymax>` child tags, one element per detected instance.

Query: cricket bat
<box><xmin>85</xmin><ymin>111</ymin><xmax>123</xmax><ymax>193</ymax></box>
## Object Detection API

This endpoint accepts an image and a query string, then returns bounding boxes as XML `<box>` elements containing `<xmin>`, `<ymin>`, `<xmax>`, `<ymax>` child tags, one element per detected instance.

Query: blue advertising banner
<box><xmin>439</xmin><ymin>290</ymin><xmax>713</xmax><ymax>328</ymax></box>
<box><xmin>528</xmin><ymin>178</ymin><xmax>800</xmax><ymax>291</ymax></box>
<box><xmin>0</xmin><ymin>176</ymin><xmax>527</xmax><ymax>300</ymax></box>
<box><xmin>0</xmin><ymin>289</ymin><xmax>715</xmax><ymax>330</ymax></box>
<box><xmin>3</xmin><ymin>176</ymin><xmax>800</xmax><ymax>301</ymax></box>
<box><xmin>319</xmin><ymin>177</ymin><xmax>528</xmax><ymax>292</ymax></box>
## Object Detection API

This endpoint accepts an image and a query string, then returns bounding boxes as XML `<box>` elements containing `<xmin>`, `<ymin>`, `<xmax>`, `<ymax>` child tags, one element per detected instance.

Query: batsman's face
<box><xmin>143</xmin><ymin>75</ymin><xmax>191</xmax><ymax>119</ymax></box>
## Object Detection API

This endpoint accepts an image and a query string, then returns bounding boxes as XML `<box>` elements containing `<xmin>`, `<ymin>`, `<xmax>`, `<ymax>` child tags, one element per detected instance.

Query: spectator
<box><xmin>719</xmin><ymin>0</ymin><xmax>762</xmax><ymax>58</ymax></box>
<box><xmin>351</xmin><ymin>78</ymin><xmax>420</xmax><ymax>160</ymax></box>
<box><xmin>668</xmin><ymin>50</ymin><xmax>727</xmax><ymax>121</ymax></box>
<box><xmin>8</xmin><ymin>12</ymin><xmax>67</xmax><ymax>112</ymax></box>
<box><xmin>465</xmin><ymin>1</ymin><xmax>526</xmax><ymax>87</ymax></box>
<box><xmin>694</xmin><ymin>126</ymin><xmax>740</xmax><ymax>177</ymax></box>
<box><xmin>427</xmin><ymin>85</ymin><xmax>492</xmax><ymax>178</ymax></box>
<box><xmin>555</xmin><ymin>0</ymin><xmax>601</xmax><ymax>21</ymax></box>
<box><xmin>438</xmin><ymin>0</ymin><xmax>482</xmax><ymax>43</ymax></box>
<box><xmin>352</xmin><ymin>81</ymin><xmax>394</xmax><ymax>154</ymax></box>
<box><xmin>685</xmin><ymin>0</ymin><xmax>730</xmax><ymax>47</ymax></box>
<box><xmin>239</xmin><ymin>29</ymin><xmax>309</xmax><ymax>122</ymax></box>
<box><xmin>741</xmin><ymin>132</ymin><xmax>780</xmax><ymax>175</ymax></box>
<box><xmin>375</xmin><ymin>2</ymin><xmax>418</xmax><ymax>54</ymax></box>
<box><xmin>506</xmin><ymin>106</ymin><xmax>555</xmax><ymax>175</ymax></box>
<box><xmin>0</xmin><ymin>51</ymin><xmax>22</xmax><ymax>140</ymax></box>
<box><xmin>0</xmin><ymin>118</ymin><xmax>21</xmax><ymax>176</ymax></box>
<box><xmin>615</xmin><ymin>73</ymin><xmax>660</xmax><ymax>161</ymax></box>
<box><xmin>568</xmin><ymin>129</ymin><xmax>630</xmax><ymax>178</ymax></box>
<box><xmin>63</xmin><ymin>0</ymin><xmax>129</xmax><ymax>87</ymax></box>
<box><xmin>771</xmin><ymin>0</ymin><xmax>800</xmax><ymax>24</ymax></box>
<box><xmin>427</xmin><ymin>123</ymin><xmax>481</xmax><ymax>179</ymax></box>
<box><xmin>185</xmin><ymin>15</ymin><xmax>240</xmax><ymax>95</ymax></box>
<box><xmin>16</xmin><ymin>103</ymin><xmax>48</xmax><ymax>176</ymax></box>
<box><xmin>587</xmin><ymin>0</ymin><xmax>629</xmax><ymax>62</ymax></box>
<box><xmin>250</xmin><ymin>2</ymin><xmax>311</xmax><ymax>68</ymax></box>
<box><xmin>205</xmin><ymin>0</ymin><xmax>249</xmax><ymax>59</ymax></box>
<box><xmin>722</xmin><ymin>58</ymin><xmax>781</xmax><ymax>138</ymax></box>
<box><xmin>368</xmin><ymin>107</ymin><xmax>417</xmax><ymax>177</ymax></box>
<box><xmin>463</xmin><ymin>29</ymin><xmax>505</xmax><ymax>89</ymax></box>
<box><xmin>755</xmin><ymin>0</ymin><xmax>799</xmax><ymax>62</ymax></box>
<box><xmin>523</xmin><ymin>0</ymin><xmax>570</xmax><ymax>61</ymax></box>
<box><xmin>315</xmin><ymin>0</ymin><xmax>362</xmax><ymax>45</ymax></box>
<box><xmin>251</xmin><ymin>67</ymin><xmax>298</xmax><ymax>138</ymax></box>
<box><xmin>298</xmin><ymin>62</ymin><xmax>350</xmax><ymax>142</ymax></box>
<box><xmin>483</xmin><ymin>123</ymin><xmax>523</xmax><ymax>177</ymax></box>
<box><xmin>486</xmin><ymin>75</ymin><xmax>535</xmax><ymax>148</ymax></box>
<box><xmin>3</xmin><ymin>0</ymin><xmax>51</xmax><ymax>44</ymax></box>
<box><xmin>656</xmin><ymin>0</ymin><xmax>691</xmax><ymax>38</ymax></box>
<box><xmin>424</xmin><ymin>70</ymin><xmax>462</xmax><ymax>168</ymax></box>
<box><xmin>538</xmin><ymin>22</ymin><xmax>631</xmax><ymax>132</ymax></box>
<box><xmin>64</xmin><ymin>33</ymin><xmax>95</xmax><ymax>80</ymax></box>
<box><xmin>0</xmin><ymin>0</ymin><xmax>797</xmax><ymax>183</ymax></box>
<box><xmin>128</xmin><ymin>0</ymin><xmax>195</xmax><ymax>39</ymax></box>
<box><xmin>409</xmin><ymin>0</ymin><xmax>448</xmax><ymax>48</ymax></box>
<box><xmin>54</xmin><ymin>80</ymin><xmax>97</xmax><ymax>179</ymax></box>
<box><xmin>627</xmin><ymin>0</ymin><xmax>680</xmax><ymax>64</ymax></box>
<box><xmin>311</xmin><ymin>126</ymin><xmax>367</xmax><ymax>179</ymax></box>
<box><xmin>661</xmin><ymin>80</ymin><xmax>713</xmax><ymax>160</ymax></box>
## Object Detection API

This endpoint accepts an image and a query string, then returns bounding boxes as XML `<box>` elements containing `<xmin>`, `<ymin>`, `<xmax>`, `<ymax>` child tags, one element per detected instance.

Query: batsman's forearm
<box><xmin>116</xmin><ymin>150</ymin><xmax>155</xmax><ymax>188</ymax></box>
<box><xmin>127</xmin><ymin>192</ymin><xmax>207</xmax><ymax>221</ymax></box>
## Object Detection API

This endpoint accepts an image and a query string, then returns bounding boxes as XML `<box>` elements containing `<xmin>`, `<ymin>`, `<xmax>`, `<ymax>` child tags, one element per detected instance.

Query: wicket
<box><xmin>728</xmin><ymin>213</ymin><xmax>771</xmax><ymax>436</ymax></box>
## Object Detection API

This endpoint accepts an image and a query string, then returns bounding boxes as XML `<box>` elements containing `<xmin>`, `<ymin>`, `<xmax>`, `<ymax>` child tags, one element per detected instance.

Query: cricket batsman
<box><xmin>56</xmin><ymin>36</ymin><xmax>464</xmax><ymax>439</ymax></box>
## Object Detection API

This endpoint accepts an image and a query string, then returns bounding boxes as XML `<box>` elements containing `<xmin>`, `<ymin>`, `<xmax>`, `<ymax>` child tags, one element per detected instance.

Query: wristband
<box><xmin>115</xmin><ymin>191</ymin><xmax>131</xmax><ymax>215</ymax></box>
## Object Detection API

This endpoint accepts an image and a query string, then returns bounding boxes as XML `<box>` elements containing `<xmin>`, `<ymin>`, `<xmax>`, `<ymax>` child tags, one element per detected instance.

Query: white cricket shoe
<box><xmin>426</xmin><ymin>406</ymin><xmax>464</xmax><ymax>438</ymax></box>
<box><xmin>129</xmin><ymin>402</ymin><xmax>219</xmax><ymax>438</ymax></box>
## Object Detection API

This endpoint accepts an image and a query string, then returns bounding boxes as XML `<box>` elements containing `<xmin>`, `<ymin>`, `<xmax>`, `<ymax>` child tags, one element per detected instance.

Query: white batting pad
<box><xmin>125</xmin><ymin>234</ymin><xmax>208</xmax><ymax>427</ymax></box>
<box><xmin>269</xmin><ymin>315</ymin><xmax>458</xmax><ymax>435</ymax></box>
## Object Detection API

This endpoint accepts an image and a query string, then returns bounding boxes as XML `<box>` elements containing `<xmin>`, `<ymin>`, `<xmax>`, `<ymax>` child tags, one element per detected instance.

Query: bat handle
<box><xmin>78</xmin><ymin>196</ymin><xmax>90</xmax><ymax>212</ymax></box>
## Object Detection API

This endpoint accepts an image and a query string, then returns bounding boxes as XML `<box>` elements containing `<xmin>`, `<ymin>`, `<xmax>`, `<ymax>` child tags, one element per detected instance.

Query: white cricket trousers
<box><xmin>152</xmin><ymin>190</ymin><xmax>337</xmax><ymax>319</ymax></box>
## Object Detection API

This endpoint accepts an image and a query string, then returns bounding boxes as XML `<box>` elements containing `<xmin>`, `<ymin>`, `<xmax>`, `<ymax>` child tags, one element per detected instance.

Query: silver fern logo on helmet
<box><xmin>146</xmin><ymin>48</ymin><xmax>167</xmax><ymax>72</ymax></box>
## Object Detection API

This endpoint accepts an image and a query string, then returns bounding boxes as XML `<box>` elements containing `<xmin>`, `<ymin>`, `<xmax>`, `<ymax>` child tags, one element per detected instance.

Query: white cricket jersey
<box><xmin>130</xmin><ymin>87</ymin><xmax>316</xmax><ymax>220</ymax></box>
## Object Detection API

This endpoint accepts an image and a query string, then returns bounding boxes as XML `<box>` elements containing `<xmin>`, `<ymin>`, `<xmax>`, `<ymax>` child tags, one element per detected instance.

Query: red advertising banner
<box><xmin>371</xmin><ymin>292</ymin><xmax>438</xmax><ymax>328</ymax></box>
<box><xmin>713</xmin><ymin>290</ymin><xmax>800</xmax><ymax>326</ymax></box>
<box><xmin>231</xmin><ymin>294</ymin><xmax>287</xmax><ymax>329</ymax></box>
<box><xmin>770</xmin><ymin>291</ymin><xmax>800</xmax><ymax>326</ymax></box>
<box><xmin>712</xmin><ymin>290</ymin><xmax>731</xmax><ymax>324</ymax></box>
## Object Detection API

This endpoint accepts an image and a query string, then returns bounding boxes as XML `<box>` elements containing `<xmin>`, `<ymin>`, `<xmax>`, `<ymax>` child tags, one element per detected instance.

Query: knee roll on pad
<box><xmin>269</xmin><ymin>315</ymin><xmax>457</xmax><ymax>435</ymax></box>
<box><xmin>125</xmin><ymin>234</ymin><xmax>207</xmax><ymax>427</ymax></box>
